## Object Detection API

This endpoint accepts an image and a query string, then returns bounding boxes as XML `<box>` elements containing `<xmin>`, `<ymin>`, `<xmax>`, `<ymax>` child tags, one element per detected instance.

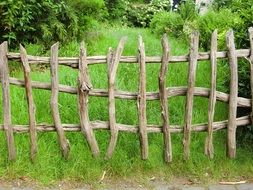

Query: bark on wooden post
<box><xmin>248</xmin><ymin>27</ymin><xmax>253</xmax><ymax>124</ymax></box>
<box><xmin>159</xmin><ymin>34</ymin><xmax>172</xmax><ymax>162</ymax></box>
<box><xmin>226</xmin><ymin>29</ymin><xmax>238</xmax><ymax>158</ymax></box>
<box><xmin>205</xmin><ymin>30</ymin><xmax>217</xmax><ymax>159</ymax></box>
<box><xmin>78</xmin><ymin>41</ymin><xmax>100</xmax><ymax>157</ymax></box>
<box><xmin>183</xmin><ymin>31</ymin><xmax>199</xmax><ymax>160</ymax></box>
<box><xmin>138</xmin><ymin>35</ymin><xmax>148</xmax><ymax>160</ymax></box>
<box><xmin>106</xmin><ymin>37</ymin><xmax>127</xmax><ymax>159</ymax></box>
<box><xmin>0</xmin><ymin>41</ymin><xmax>16</xmax><ymax>160</ymax></box>
<box><xmin>50</xmin><ymin>42</ymin><xmax>70</xmax><ymax>159</ymax></box>
<box><xmin>20</xmin><ymin>44</ymin><xmax>37</xmax><ymax>162</ymax></box>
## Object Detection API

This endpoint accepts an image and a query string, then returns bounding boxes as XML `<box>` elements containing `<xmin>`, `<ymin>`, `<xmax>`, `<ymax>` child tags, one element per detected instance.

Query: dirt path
<box><xmin>0</xmin><ymin>179</ymin><xmax>253</xmax><ymax>190</ymax></box>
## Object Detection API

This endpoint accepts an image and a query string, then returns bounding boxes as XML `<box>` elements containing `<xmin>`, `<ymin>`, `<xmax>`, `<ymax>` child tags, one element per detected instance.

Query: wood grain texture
<box><xmin>0</xmin><ymin>42</ymin><xmax>16</xmax><ymax>160</ymax></box>
<box><xmin>78</xmin><ymin>42</ymin><xmax>100</xmax><ymax>157</ymax></box>
<box><xmin>248</xmin><ymin>27</ymin><xmax>253</xmax><ymax>124</ymax></box>
<box><xmin>50</xmin><ymin>42</ymin><xmax>70</xmax><ymax>159</ymax></box>
<box><xmin>226</xmin><ymin>30</ymin><xmax>238</xmax><ymax>158</ymax></box>
<box><xmin>8</xmin><ymin>77</ymin><xmax>250</xmax><ymax>107</ymax></box>
<box><xmin>7</xmin><ymin>49</ymin><xmax>251</xmax><ymax>66</ymax></box>
<box><xmin>159</xmin><ymin>34</ymin><xmax>172</xmax><ymax>162</ymax></box>
<box><xmin>0</xmin><ymin>115</ymin><xmax>250</xmax><ymax>134</ymax></box>
<box><xmin>205</xmin><ymin>30</ymin><xmax>217</xmax><ymax>159</ymax></box>
<box><xmin>138</xmin><ymin>35</ymin><xmax>148</xmax><ymax>160</ymax></box>
<box><xmin>20</xmin><ymin>44</ymin><xmax>37</xmax><ymax>162</ymax></box>
<box><xmin>183</xmin><ymin>31</ymin><xmax>199</xmax><ymax>160</ymax></box>
<box><xmin>106</xmin><ymin>37</ymin><xmax>127</xmax><ymax>159</ymax></box>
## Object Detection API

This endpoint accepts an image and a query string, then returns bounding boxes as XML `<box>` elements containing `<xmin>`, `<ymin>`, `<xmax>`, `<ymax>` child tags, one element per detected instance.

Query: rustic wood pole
<box><xmin>78</xmin><ymin>41</ymin><xmax>100</xmax><ymax>157</ymax></box>
<box><xmin>205</xmin><ymin>30</ymin><xmax>217</xmax><ymax>159</ymax></box>
<box><xmin>138</xmin><ymin>35</ymin><xmax>148</xmax><ymax>160</ymax></box>
<box><xmin>226</xmin><ymin>29</ymin><xmax>238</xmax><ymax>158</ymax></box>
<box><xmin>159</xmin><ymin>34</ymin><xmax>172</xmax><ymax>162</ymax></box>
<box><xmin>248</xmin><ymin>27</ymin><xmax>253</xmax><ymax>124</ymax></box>
<box><xmin>183</xmin><ymin>31</ymin><xmax>199</xmax><ymax>160</ymax></box>
<box><xmin>106</xmin><ymin>37</ymin><xmax>127</xmax><ymax>159</ymax></box>
<box><xmin>0</xmin><ymin>42</ymin><xmax>16</xmax><ymax>160</ymax></box>
<box><xmin>20</xmin><ymin>44</ymin><xmax>37</xmax><ymax>162</ymax></box>
<box><xmin>50</xmin><ymin>42</ymin><xmax>70</xmax><ymax>159</ymax></box>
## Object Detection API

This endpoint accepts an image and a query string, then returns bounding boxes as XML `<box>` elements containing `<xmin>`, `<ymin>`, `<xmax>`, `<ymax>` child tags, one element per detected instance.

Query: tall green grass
<box><xmin>0</xmin><ymin>27</ymin><xmax>252</xmax><ymax>185</ymax></box>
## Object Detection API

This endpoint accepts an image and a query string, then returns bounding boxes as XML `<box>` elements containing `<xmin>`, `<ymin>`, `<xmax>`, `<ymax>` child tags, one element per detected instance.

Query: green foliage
<box><xmin>150</xmin><ymin>0</ymin><xmax>198</xmax><ymax>38</ymax></box>
<box><xmin>0</xmin><ymin>0</ymin><xmax>107</xmax><ymax>46</ymax></box>
<box><xmin>178</xmin><ymin>0</ymin><xmax>198</xmax><ymax>21</ymax></box>
<box><xmin>150</xmin><ymin>11</ymin><xmax>184</xmax><ymax>36</ymax></box>
<box><xmin>126</xmin><ymin>0</ymin><xmax>171</xmax><ymax>27</ymax></box>
<box><xmin>105</xmin><ymin>0</ymin><xmax>128</xmax><ymax>19</ymax></box>
<box><xmin>212</xmin><ymin>0</ymin><xmax>232</xmax><ymax>10</ymax></box>
<box><xmin>197</xmin><ymin>9</ymin><xmax>243</xmax><ymax>49</ymax></box>
<box><xmin>105</xmin><ymin>0</ymin><xmax>170</xmax><ymax>27</ymax></box>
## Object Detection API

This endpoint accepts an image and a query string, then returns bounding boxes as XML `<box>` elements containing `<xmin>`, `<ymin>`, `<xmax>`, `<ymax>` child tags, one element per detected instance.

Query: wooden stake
<box><xmin>226</xmin><ymin>29</ymin><xmax>238</xmax><ymax>158</ymax></box>
<box><xmin>248</xmin><ymin>27</ymin><xmax>253</xmax><ymax>124</ymax></box>
<box><xmin>106</xmin><ymin>37</ymin><xmax>127</xmax><ymax>159</ymax></box>
<box><xmin>78</xmin><ymin>42</ymin><xmax>100</xmax><ymax>157</ymax></box>
<box><xmin>159</xmin><ymin>34</ymin><xmax>172</xmax><ymax>162</ymax></box>
<box><xmin>20</xmin><ymin>44</ymin><xmax>37</xmax><ymax>162</ymax></box>
<box><xmin>205</xmin><ymin>30</ymin><xmax>217</xmax><ymax>159</ymax></box>
<box><xmin>50</xmin><ymin>42</ymin><xmax>70</xmax><ymax>159</ymax></box>
<box><xmin>138</xmin><ymin>35</ymin><xmax>148</xmax><ymax>160</ymax></box>
<box><xmin>0</xmin><ymin>42</ymin><xmax>16</xmax><ymax>160</ymax></box>
<box><xmin>183</xmin><ymin>31</ymin><xmax>199</xmax><ymax>160</ymax></box>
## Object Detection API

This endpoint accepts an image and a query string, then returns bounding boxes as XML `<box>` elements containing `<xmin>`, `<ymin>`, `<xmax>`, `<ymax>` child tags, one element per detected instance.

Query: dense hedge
<box><xmin>0</xmin><ymin>0</ymin><xmax>107</xmax><ymax>46</ymax></box>
<box><xmin>150</xmin><ymin>0</ymin><xmax>253</xmax><ymax>49</ymax></box>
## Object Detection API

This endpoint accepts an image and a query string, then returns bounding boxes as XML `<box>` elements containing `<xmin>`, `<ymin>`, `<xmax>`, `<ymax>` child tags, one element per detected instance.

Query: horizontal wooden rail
<box><xmin>0</xmin><ymin>115</ymin><xmax>250</xmax><ymax>134</ymax></box>
<box><xmin>9</xmin><ymin>77</ymin><xmax>250</xmax><ymax>107</ymax></box>
<box><xmin>7</xmin><ymin>49</ymin><xmax>250</xmax><ymax>68</ymax></box>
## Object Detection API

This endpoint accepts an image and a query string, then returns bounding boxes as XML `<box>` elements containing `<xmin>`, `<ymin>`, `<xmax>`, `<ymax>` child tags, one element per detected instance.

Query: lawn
<box><xmin>0</xmin><ymin>26</ymin><xmax>252</xmax><ymax>185</ymax></box>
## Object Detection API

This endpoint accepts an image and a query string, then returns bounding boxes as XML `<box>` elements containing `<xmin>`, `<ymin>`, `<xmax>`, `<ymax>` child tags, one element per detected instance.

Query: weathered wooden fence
<box><xmin>1</xmin><ymin>28</ymin><xmax>253</xmax><ymax>162</ymax></box>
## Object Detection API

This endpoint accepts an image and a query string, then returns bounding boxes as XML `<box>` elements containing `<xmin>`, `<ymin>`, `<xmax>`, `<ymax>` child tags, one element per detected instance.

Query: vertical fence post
<box><xmin>183</xmin><ymin>31</ymin><xmax>199</xmax><ymax>160</ymax></box>
<box><xmin>205</xmin><ymin>30</ymin><xmax>218</xmax><ymax>159</ymax></box>
<box><xmin>226</xmin><ymin>29</ymin><xmax>238</xmax><ymax>158</ymax></box>
<box><xmin>248</xmin><ymin>27</ymin><xmax>253</xmax><ymax>125</ymax></box>
<box><xmin>78</xmin><ymin>41</ymin><xmax>100</xmax><ymax>157</ymax></box>
<box><xmin>138</xmin><ymin>35</ymin><xmax>148</xmax><ymax>160</ymax></box>
<box><xmin>0</xmin><ymin>42</ymin><xmax>16</xmax><ymax>160</ymax></box>
<box><xmin>159</xmin><ymin>34</ymin><xmax>172</xmax><ymax>162</ymax></box>
<box><xmin>20</xmin><ymin>44</ymin><xmax>37</xmax><ymax>162</ymax></box>
<box><xmin>50</xmin><ymin>42</ymin><xmax>70</xmax><ymax>159</ymax></box>
<box><xmin>106</xmin><ymin>37</ymin><xmax>127</xmax><ymax>159</ymax></box>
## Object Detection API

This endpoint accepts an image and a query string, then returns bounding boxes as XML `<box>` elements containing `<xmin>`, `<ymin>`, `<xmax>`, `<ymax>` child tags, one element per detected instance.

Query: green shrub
<box><xmin>108</xmin><ymin>0</ymin><xmax>171</xmax><ymax>27</ymax></box>
<box><xmin>198</xmin><ymin>9</ymin><xmax>243</xmax><ymax>49</ymax></box>
<box><xmin>212</xmin><ymin>0</ymin><xmax>232</xmax><ymax>10</ymax></box>
<box><xmin>0</xmin><ymin>0</ymin><xmax>107</xmax><ymax>46</ymax></box>
<box><xmin>105</xmin><ymin>0</ymin><xmax>129</xmax><ymax>20</ymax></box>
<box><xmin>150</xmin><ymin>0</ymin><xmax>199</xmax><ymax>38</ymax></box>
<box><xmin>178</xmin><ymin>0</ymin><xmax>198</xmax><ymax>21</ymax></box>
<box><xmin>150</xmin><ymin>11</ymin><xmax>184</xmax><ymax>36</ymax></box>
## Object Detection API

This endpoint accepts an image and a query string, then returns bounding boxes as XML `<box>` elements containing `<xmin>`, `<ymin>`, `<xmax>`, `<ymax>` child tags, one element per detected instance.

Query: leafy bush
<box><xmin>0</xmin><ymin>0</ymin><xmax>107</xmax><ymax>46</ymax></box>
<box><xmin>197</xmin><ymin>9</ymin><xmax>243</xmax><ymax>49</ymax></box>
<box><xmin>150</xmin><ymin>11</ymin><xmax>184</xmax><ymax>36</ymax></box>
<box><xmin>178</xmin><ymin>0</ymin><xmax>198</xmax><ymax>21</ymax></box>
<box><xmin>105</xmin><ymin>0</ymin><xmax>129</xmax><ymax>20</ymax></box>
<box><xmin>107</xmin><ymin>0</ymin><xmax>171</xmax><ymax>27</ymax></box>
<box><xmin>150</xmin><ymin>0</ymin><xmax>198</xmax><ymax>38</ymax></box>
<box><xmin>212</xmin><ymin>0</ymin><xmax>232</xmax><ymax>10</ymax></box>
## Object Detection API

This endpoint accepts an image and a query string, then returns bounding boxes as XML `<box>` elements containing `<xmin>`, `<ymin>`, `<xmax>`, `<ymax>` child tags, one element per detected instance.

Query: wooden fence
<box><xmin>1</xmin><ymin>28</ymin><xmax>253</xmax><ymax>162</ymax></box>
